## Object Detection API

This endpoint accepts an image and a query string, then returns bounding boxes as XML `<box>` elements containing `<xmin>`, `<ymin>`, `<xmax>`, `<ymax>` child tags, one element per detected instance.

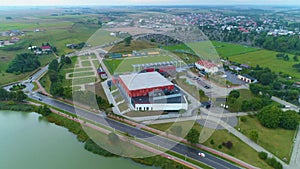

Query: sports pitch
<box><xmin>103</xmin><ymin>55</ymin><xmax>177</xmax><ymax>74</ymax></box>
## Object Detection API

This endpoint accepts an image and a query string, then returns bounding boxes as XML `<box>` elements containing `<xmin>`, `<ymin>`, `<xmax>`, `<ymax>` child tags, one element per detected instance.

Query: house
<box><xmin>292</xmin><ymin>82</ymin><xmax>300</xmax><ymax>88</ymax></box>
<box><xmin>195</xmin><ymin>60</ymin><xmax>218</xmax><ymax>74</ymax></box>
<box><xmin>41</xmin><ymin>46</ymin><xmax>52</xmax><ymax>52</ymax></box>
<box><xmin>229</xmin><ymin>65</ymin><xmax>242</xmax><ymax>71</ymax></box>
<box><xmin>10</xmin><ymin>37</ymin><xmax>20</xmax><ymax>43</ymax></box>
<box><xmin>237</xmin><ymin>74</ymin><xmax>257</xmax><ymax>83</ymax></box>
<box><xmin>240</xmin><ymin>64</ymin><xmax>251</xmax><ymax>69</ymax></box>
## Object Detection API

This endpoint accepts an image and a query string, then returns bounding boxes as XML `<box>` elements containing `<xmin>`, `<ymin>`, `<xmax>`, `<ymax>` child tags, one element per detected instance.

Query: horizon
<box><xmin>1</xmin><ymin>0</ymin><xmax>300</xmax><ymax>7</ymax></box>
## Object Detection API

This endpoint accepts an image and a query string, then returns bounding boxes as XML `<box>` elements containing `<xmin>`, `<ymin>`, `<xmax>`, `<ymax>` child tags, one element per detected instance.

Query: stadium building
<box><xmin>117</xmin><ymin>71</ymin><xmax>188</xmax><ymax>111</ymax></box>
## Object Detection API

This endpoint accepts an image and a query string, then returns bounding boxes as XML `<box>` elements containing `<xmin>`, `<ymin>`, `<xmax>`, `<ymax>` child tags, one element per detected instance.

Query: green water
<box><xmin>0</xmin><ymin>110</ymin><xmax>158</xmax><ymax>169</ymax></box>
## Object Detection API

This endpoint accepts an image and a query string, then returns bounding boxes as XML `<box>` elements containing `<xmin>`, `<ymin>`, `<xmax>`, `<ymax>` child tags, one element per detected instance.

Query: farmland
<box><xmin>0</xmin><ymin>11</ymin><xmax>102</xmax><ymax>85</ymax></box>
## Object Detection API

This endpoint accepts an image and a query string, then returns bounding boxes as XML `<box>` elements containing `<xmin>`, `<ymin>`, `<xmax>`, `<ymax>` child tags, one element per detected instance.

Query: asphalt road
<box><xmin>29</xmin><ymin>93</ymin><xmax>240</xmax><ymax>169</ymax></box>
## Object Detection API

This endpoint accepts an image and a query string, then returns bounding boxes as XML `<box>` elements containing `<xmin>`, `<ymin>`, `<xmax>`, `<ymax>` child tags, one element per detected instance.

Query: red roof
<box><xmin>195</xmin><ymin>60</ymin><xmax>217</xmax><ymax>69</ymax></box>
<box><xmin>41</xmin><ymin>46</ymin><xmax>51</xmax><ymax>49</ymax></box>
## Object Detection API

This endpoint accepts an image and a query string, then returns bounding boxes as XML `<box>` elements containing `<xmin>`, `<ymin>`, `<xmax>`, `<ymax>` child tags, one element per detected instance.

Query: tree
<box><xmin>48</xmin><ymin>59</ymin><xmax>59</xmax><ymax>72</ymax></box>
<box><xmin>257</xmin><ymin>106</ymin><xmax>281</xmax><ymax>129</ymax></box>
<box><xmin>6</xmin><ymin>53</ymin><xmax>40</xmax><ymax>73</ymax></box>
<box><xmin>108</xmin><ymin>132</ymin><xmax>119</xmax><ymax>144</ymax></box>
<box><xmin>37</xmin><ymin>105</ymin><xmax>52</xmax><ymax>116</ymax></box>
<box><xmin>50</xmin><ymin>82</ymin><xmax>64</xmax><ymax>96</ymax></box>
<box><xmin>279</xmin><ymin>110</ymin><xmax>299</xmax><ymax>130</ymax></box>
<box><xmin>15</xmin><ymin>91</ymin><xmax>27</xmax><ymax>102</ymax></box>
<box><xmin>223</xmin><ymin>141</ymin><xmax>233</xmax><ymax>149</ymax></box>
<box><xmin>65</xmin><ymin>56</ymin><xmax>72</xmax><ymax>64</ymax></box>
<box><xmin>258</xmin><ymin>151</ymin><xmax>268</xmax><ymax>160</ymax></box>
<box><xmin>186</xmin><ymin>129</ymin><xmax>200</xmax><ymax>144</ymax></box>
<box><xmin>293</xmin><ymin>55</ymin><xmax>299</xmax><ymax>62</ymax></box>
<box><xmin>229</xmin><ymin>90</ymin><xmax>240</xmax><ymax>99</ymax></box>
<box><xmin>124</xmin><ymin>36</ymin><xmax>132</xmax><ymax>46</ymax></box>
<box><xmin>60</xmin><ymin>55</ymin><xmax>66</xmax><ymax>65</ymax></box>
<box><xmin>249</xmin><ymin>130</ymin><xmax>259</xmax><ymax>142</ymax></box>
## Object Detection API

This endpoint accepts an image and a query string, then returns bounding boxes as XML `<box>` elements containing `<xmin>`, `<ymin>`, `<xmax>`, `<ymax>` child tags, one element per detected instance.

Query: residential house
<box><xmin>237</xmin><ymin>74</ymin><xmax>257</xmax><ymax>83</ymax></box>
<box><xmin>195</xmin><ymin>60</ymin><xmax>218</xmax><ymax>74</ymax></box>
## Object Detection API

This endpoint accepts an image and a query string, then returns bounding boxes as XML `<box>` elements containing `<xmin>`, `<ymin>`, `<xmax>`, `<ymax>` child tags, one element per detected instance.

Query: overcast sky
<box><xmin>2</xmin><ymin>0</ymin><xmax>300</xmax><ymax>6</ymax></box>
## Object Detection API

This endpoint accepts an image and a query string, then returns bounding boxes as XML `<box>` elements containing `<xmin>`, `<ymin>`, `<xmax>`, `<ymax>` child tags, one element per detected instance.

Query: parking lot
<box><xmin>225</xmin><ymin>71</ymin><xmax>245</xmax><ymax>85</ymax></box>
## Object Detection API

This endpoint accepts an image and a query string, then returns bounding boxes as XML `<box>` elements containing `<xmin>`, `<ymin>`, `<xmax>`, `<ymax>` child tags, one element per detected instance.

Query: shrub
<box><xmin>258</xmin><ymin>151</ymin><xmax>268</xmax><ymax>160</ymax></box>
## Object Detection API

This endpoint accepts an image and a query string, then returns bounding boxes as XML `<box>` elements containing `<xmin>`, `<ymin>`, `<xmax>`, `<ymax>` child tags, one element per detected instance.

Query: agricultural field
<box><xmin>236</xmin><ymin>116</ymin><xmax>295</xmax><ymax>162</ymax></box>
<box><xmin>229</xmin><ymin>50</ymin><xmax>300</xmax><ymax>79</ymax></box>
<box><xmin>103</xmin><ymin>55</ymin><xmax>176</xmax><ymax>74</ymax></box>
<box><xmin>0</xmin><ymin>12</ymin><xmax>102</xmax><ymax>85</ymax></box>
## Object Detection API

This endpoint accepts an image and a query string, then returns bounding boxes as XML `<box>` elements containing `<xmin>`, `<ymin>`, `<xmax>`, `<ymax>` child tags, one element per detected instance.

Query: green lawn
<box><xmin>227</xmin><ymin>89</ymin><xmax>254</xmax><ymax>112</ymax></box>
<box><xmin>212</xmin><ymin>41</ymin><xmax>259</xmax><ymax>58</ymax></box>
<box><xmin>149</xmin><ymin>121</ymin><xmax>271</xmax><ymax>169</ymax></box>
<box><xmin>81</xmin><ymin>60</ymin><xmax>92</xmax><ymax>67</ymax></box>
<box><xmin>229</xmin><ymin>50</ymin><xmax>300</xmax><ymax>79</ymax></box>
<box><xmin>103</xmin><ymin>55</ymin><xmax>176</xmax><ymax>74</ymax></box>
<box><xmin>236</xmin><ymin>116</ymin><xmax>295</xmax><ymax>162</ymax></box>
<box><xmin>72</xmin><ymin>77</ymin><xmax>95</xmax><ymax>86</ymax></box>
<box><xmin>69</xmin><ymin>71</ymin><xmax>95</xmax><ymax>78</ymax></box>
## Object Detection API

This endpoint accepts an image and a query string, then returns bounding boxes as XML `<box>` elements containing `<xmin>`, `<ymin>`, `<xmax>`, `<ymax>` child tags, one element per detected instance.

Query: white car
<box><xmin>198</xmin><ymin>152</ymin><xmax>205</xmax><ymax>157</ymax></box>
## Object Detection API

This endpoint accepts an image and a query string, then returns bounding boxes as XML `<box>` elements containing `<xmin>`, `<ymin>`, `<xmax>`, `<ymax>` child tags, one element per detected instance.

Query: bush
<box><xmin>210</xmin><ymin>139</ymin><xmax>215</xmax><ymax>145</ymax></box>
<box><xmin>218</xmin><ymin>144</ymin><xmax>222</xmax><ymax>149</ymax></box>
<box><xmin>222</xmin><ymin>141</ymin><xmax>233</xmax><ymax>149</ymax></box>
<box><xmin>240</xmin><ymin>116</ymin><xmax>247</xmax><ymax>122</ymax></box>
<box><xmin>258</xmin><ymin>151</ymin><xmax>268</xmax><ymax>160</ymax></box>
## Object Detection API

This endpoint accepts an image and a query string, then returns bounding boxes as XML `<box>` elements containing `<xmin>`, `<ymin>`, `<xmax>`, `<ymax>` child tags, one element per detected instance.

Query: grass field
<box><xmin>81</xmin><ymin>60</ymin><xmax>92</xmax><ymax>67</ymax></box>
<box><xmin>108</xmin><ymin>40</ymin><xmax>157</xmax><ymax>53</ymax></box>
<box><xmin>236</xmin><ymin>116</ymin><xmax>295</xmax><ymax>162</ymax></box>
<box><xmin>212</xmin><ymin>41</ymin><xmax>259</xmax><ymax>58</ymax></box>
<box><xmin>86</xmin><ymin>29</ymin><xmax>119</xmax><ymax>47</ymax></box>
<box><xmin>103</xmin><ymin>55</ymin><xmax>176</xmax><ymax>74</ymax></box>
<box><xmin>69</xmin><ymin>71</ymin><xmax>95</xmax><ymax>78</ymax></box>
<box><xmin>149</xmin><ymin>121</ymin><xmax>271</xmax><ymax>169</ymax></box>
<box><xmin>162</xmin><ymin>41</ymin><xmax>258</xmax><ymax>64</ymax></box>
<box><xmin>229</xmin><ymin>50</ymin><xmax>300</xmax><ymax>79</ymax></box>
<box><xmin>227</xmin><ymin>89</ymin><xmax>254</xmax><ymax>112</ymax></box>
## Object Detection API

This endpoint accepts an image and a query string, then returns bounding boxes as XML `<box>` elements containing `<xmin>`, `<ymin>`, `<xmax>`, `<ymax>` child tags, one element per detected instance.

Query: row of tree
<box><xmin>0</xmin><ymin>88</ymin><xmax>27</xmax><ymax>102</ymax></box>
<box><xmin>257</xmin><ymin>105</ymin><xmax>299</xmax><ymax>130</ymax></box>
<box><xmin>6</xmin><ymin>53</ymin><xmax>41</xmax><ymax>74</ymax></box>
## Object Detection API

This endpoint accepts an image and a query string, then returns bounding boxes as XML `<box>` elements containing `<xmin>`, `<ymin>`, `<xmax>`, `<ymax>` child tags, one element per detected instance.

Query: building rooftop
<box><xmin>119</xmin><ymin>72</ymin><xmax>173</xmax><ymax>91</ymax></box>
<box><xmin>195</xmin><ymin>60</ymin><xmax>217</xmax><ymax>69</ymax></box>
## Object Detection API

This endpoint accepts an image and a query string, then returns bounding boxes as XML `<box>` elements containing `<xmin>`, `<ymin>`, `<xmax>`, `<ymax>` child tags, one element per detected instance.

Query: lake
<box><xmin>0</xmin><ymin>110</ymin><xmax>158</xmax><ymax>169</ymax></box>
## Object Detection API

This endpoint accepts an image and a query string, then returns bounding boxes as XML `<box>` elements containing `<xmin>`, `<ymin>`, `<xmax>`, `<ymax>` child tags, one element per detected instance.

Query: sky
<box><xmin>1</xmin><ymin>0</ymin><xmax>300</xmax><ymax>6</ymax></box>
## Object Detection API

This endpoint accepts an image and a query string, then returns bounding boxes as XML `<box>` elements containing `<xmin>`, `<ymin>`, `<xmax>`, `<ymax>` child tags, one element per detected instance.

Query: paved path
<box><xmin>290</xmin><ymin>126</ymin><xmax>300</xmax><ymax>169</ymax></box>
<box><xmin>271</xmin><ymin>96</ymin><xmax>300</xmax><ymax>112</ymax></box>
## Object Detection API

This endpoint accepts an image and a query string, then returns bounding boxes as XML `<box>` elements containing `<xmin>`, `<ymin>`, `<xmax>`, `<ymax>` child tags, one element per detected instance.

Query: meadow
<box><xmin>149</xmin><ymin>121</ymin><xmax>271</xmax><ymax>169</ymax></box>
<box><xmin>229</xmin><ymin>50</ymin><xmax>300</xmax><ymax>79</ymax></box>
<box><xmin>237</xmin><ymin>116</ymin><xmax>295</xmax><ymax>162</ymax></box>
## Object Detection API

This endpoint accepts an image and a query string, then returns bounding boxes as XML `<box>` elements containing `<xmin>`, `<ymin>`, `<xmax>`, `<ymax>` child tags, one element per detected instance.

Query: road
<box><xmin>28</xmin><ymin>92</ymin><xmax>241</xmax><ymax>169</ymax></box>
<box><xmin>290</xmin><ymin>126</ymin><xmax>300</xmax><ymax>169</ymax></box>
<box><xmin>271</xmin><ymin>96</ymin><xmax>300</xmax><ymax>112</ymax></box>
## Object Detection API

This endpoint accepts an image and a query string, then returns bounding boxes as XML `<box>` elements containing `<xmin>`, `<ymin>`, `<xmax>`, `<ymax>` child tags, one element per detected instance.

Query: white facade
<box><xmin>195</xmin><ymin>62</ymin><xmax>218</xmax><ymax>74</ymax></box>
<box><xmin>135</xmin><ymin>103</ymin><xmax>188</xmax><ymax>111</ymax></box>
<box><xmin>134</xmin><ymin>96</ymin><xmax>188</xmax><ymax>111</ymax></box>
